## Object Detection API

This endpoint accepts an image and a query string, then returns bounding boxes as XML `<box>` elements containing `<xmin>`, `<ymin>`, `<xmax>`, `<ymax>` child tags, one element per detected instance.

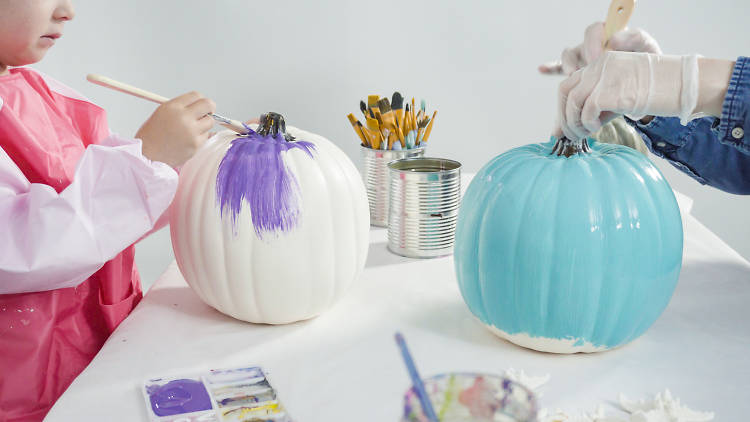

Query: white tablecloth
<box><xmin>46</xmin><ymin>175</ymin><xmax>750</xmax><ymax>421</ymax></box>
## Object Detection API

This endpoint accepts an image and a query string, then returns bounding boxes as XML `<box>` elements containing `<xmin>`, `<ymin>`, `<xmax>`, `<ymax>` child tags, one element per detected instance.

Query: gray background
<box><xmin>34</xmin><ymin>0</ymin><xmax>750</xmax><ymax>290</ymax></box>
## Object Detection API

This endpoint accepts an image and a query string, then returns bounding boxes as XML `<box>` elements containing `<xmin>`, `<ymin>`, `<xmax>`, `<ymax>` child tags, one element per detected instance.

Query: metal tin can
<box><xmin>360</xmin><ymin>146</ymin><xmax>426</xmax><ymax>227</ymax></box>
<box><xmin>387</xmin><ymin>157</ymin><xmax>462</xmax><ymax>258</ymax></box>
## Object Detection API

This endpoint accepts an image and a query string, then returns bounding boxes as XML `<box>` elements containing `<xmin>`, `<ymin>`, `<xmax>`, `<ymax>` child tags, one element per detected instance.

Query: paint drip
<box><xmin>216</xmin><ymin>115</ymin><xmax>316</xmax><ymax>239</ymax></box>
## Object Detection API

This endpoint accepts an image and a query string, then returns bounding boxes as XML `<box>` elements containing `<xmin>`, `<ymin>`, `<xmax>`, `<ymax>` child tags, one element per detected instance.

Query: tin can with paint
<box><xmin>387</xmin><ymin>157</ymin><xmax>461</xmax><ymax>258</ymax></box>
<box><xmin>400</xmin><ymin>372</ymin><xmax>538</xmax><ymax>422</ymax></box>
<box><xmin>360</xmin><ymin>146</ymin><xmax>426</xmax><ymax>227</ymax></box>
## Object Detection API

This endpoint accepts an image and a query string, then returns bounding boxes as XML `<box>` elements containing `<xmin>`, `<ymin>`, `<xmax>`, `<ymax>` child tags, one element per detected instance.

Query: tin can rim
<box><xmin>386</xmin><ymin>157</ymin><xmax>462</xmax><ymax>174</ymax></box>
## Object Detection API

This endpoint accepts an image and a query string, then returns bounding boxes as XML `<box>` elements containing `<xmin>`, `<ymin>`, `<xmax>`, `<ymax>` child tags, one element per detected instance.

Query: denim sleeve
<box><xmin>624</xmin><ymin>115</ymin><xmax>750</xmax><ymax>194</ymax></box>
<box><xmin>621</xmin><ymin>56</ymin><xmax>750</xmax><ymax>195</ymax></box>
<box><xmin>715</xmin><ymin>56</ymin><xmax>750</xmax><ymax>154</ymax></box>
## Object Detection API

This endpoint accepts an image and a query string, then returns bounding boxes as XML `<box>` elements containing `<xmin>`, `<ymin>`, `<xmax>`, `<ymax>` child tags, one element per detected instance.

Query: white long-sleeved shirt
<box><xmin>0</xmin><ymin>70</ymin><xmax>177</xmax><ymax>294</ymax></box>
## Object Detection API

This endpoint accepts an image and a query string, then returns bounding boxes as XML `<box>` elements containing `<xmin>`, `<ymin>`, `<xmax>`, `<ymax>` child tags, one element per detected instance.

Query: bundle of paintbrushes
<box><xmin>347</xmin><ymin>92</ymin><xmax>437</xmax><ymax>150</ymax></box>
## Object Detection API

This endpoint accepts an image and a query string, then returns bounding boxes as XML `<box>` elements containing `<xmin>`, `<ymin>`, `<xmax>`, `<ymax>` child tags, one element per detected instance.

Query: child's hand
<box><xmin>135</xmin><ymin>91</ymin><xmax>216</xmax><ymax>168</ymax></box>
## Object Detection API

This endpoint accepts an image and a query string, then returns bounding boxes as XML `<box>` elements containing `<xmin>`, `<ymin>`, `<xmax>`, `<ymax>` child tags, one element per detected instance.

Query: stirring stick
<box><xmin>86</xmin><ymin>74</ymin><xmax>248</xmax><ymax>134</ymax></box>
<box><xmin>394</xmin><ymin>332</ymin><xmax>439</xmax><ymax>422</ymax></box>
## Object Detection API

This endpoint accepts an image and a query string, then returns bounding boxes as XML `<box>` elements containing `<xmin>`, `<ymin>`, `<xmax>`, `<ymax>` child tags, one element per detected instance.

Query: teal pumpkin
<box><xmin>454</xmin><ymin>137</ymin><xmax>683</xmax><ymax>353</ymax></box>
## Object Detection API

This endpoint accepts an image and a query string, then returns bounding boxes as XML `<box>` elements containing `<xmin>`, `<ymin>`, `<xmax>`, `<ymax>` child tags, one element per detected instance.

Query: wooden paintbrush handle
<box><xmin>347</xmin><ymin>113</ymin><xmax>367</xmax><ymax>146</ymax></box>
<box><xmin>86</xmin><ymin>73</ymin><xmax>248</xmax><ymax>134</ymax></box>
<box><xmin>422</xmin><ymin>111</ymin><xmax>437</xmax><ymax>143</ymax></box>
<box><xmin>603</xmin><ymin>0</ymin><xmax>635</xmax><ymax>47</ymax></box>
<box><xmin>87</xmin><ymin>74</ymin><xmax>169</xmax><ymax>104</ymax></box>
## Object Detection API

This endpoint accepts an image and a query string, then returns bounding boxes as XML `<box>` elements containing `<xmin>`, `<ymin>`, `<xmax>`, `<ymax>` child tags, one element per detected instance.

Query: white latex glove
<box><xmin>557</xmin><ymin>51</ymin><xmax>701</xmax><ymax>141</ymax></box>
<box><xmin>539</xmin><ymin>22</ymin><xmax>663</xmax><ymax>76</ymax></box>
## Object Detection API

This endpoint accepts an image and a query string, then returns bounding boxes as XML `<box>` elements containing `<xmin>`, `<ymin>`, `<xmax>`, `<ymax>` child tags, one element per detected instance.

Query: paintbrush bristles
<box><xmin>377</xmin><ymin>98</ymin><xmax>392</xmax><ymax>114</ymax></box>
<box><xmin>392</xmin><ymin>92</ymin><xmax>404</xmax><ymax>110</ymax></box>
<box><xmin>367</xmin><ymin>95</ymin><xmax>380</xmax><ymax>107</ymax></box>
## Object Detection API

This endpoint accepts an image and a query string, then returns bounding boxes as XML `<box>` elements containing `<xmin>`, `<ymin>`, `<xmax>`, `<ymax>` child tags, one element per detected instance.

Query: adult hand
<box><xmin>539</xmin><ymin>22</ymin><xmax>663</xmax><ymax>76</ymax></box>
<box><xmin>556</xmin><ymin>51</ymin><xmax>699</xmax><ymax>141</ymax></box>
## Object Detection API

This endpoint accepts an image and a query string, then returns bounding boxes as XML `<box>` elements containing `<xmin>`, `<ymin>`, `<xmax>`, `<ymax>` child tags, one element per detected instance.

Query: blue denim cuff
<box><xmin>716</xmin><ymin>56</ymin><xmax>750</xmax><ymax>154</ymax></box>
<box><xmin>624</xmin><ymin>116</ymin><xmax>709</xmax><ymax>185</ymax></box>
<box><xmin>624</xmin><ymin>116</ymin><xmax>694</xmax><ymax>148</ymax></box>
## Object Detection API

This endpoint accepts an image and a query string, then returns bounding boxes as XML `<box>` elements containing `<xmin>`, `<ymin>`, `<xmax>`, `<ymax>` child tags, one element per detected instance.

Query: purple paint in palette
<box><xmin>142</xmin><ymin>366</ymin><xmax>293</xmax><ymax>422</ymax></box>
<box><xmin>146</xmin><ymin>378</ymin><xmax>212</xmax><ymax>417</ymax></box>
<box><xmin>216</xmin><ymin>113</ymin><xmax>315</xmax><ymax>239</ymax></box>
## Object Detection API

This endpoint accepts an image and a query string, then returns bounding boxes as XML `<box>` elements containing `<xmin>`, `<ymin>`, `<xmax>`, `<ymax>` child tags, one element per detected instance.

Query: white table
<box><xmin>47</xmin><ymin>175</ymin><xmax>750</xmax><ymax>421</ymax></box>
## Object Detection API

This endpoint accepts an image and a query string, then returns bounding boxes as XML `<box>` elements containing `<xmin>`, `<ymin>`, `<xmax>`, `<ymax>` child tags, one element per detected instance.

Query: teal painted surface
<box><xmin>454</xmin><ymin>138</ymin><xmax>683</xmax><ymax>351</ymax></box>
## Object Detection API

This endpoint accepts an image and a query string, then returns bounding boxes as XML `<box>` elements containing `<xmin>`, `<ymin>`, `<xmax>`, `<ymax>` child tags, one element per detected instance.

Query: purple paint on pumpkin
<box><xmin>215</xmin><ymin>129</ymin><xmax>315</xmax><ymax>239</ymax></box>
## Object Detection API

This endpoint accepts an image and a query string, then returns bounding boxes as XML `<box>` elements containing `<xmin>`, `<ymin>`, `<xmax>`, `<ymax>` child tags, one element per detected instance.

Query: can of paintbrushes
<box><xmin>360</xmin><ymin>146</ymin><xmax>426</xmax><ymax>227</ymax></box>
<box><xmin>387</xmin><ymin>157</ymin><xmax>462</xmax><ymax>258</ymax></box>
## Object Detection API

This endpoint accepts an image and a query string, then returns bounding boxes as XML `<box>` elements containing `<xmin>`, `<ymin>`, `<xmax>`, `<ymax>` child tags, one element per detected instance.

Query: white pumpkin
<box><xmin>593</xmin><ymin>116</ymin><xmax>649</xmax><ymax>155</ymax></box>
<box><xmin>170</xmin><ymin>114</ymin><xmax>370</xmax><ymax>324</ymax></box>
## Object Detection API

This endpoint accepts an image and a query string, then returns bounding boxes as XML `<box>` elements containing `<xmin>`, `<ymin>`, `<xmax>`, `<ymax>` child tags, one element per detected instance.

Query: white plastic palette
<box><xmin>141</xmin><ymin>366</ymin><xmax>292</xmax><ymax>422</ymax></box>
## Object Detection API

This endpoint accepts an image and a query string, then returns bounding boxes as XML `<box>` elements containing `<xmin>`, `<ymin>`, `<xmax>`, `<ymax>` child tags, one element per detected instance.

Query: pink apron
<box><xmin>0</xmin><ymin>68</ymin><xmax>142</xmax><ymax>421</ymax></box>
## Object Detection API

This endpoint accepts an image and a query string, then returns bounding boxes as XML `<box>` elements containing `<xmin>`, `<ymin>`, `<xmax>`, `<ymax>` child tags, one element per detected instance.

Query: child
<box><xmin>541</xmin><ymin>22</ymin><xmax>750</xmax><ymax>194</ymax></box>
<box><xmin>0</xmin><ymin>1</ymin><xmax>218</xmax><ymax>420</ymax></box>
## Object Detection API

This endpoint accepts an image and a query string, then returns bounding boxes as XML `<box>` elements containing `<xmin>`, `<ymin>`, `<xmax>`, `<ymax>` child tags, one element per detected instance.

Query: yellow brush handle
<box><xmin>86</xmin><ymin>73</ymin><xmax>248</xmax><ymax>134</ymax></box>
<box><xmin>603</xmin><ymin>0</ymin><xmax>635</xmax><ymax>47</ymax></box>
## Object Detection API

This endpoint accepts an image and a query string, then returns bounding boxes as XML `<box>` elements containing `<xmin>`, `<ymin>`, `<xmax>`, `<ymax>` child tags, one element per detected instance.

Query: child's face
<box><xmin>0</xmin><ymin>0</ymin><xmax>75</xmax><ymax>68</ymax></box>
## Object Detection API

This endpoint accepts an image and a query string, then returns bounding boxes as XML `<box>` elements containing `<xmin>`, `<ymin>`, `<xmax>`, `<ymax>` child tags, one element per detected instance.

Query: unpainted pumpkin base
<box><xmin>485</xmin><ymin>324</ymin><xmax>610</xmax><ymax>354</ymax></box>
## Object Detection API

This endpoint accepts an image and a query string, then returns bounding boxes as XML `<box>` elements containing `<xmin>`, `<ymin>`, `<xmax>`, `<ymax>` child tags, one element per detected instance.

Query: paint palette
<box><xmin>142</xmin><ymin>366</ymin><xmax>293</xmax><ymax>422</ymax></box>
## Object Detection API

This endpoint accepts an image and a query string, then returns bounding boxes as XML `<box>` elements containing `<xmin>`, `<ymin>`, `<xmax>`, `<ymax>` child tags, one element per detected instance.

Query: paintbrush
<box><xmin>392</xmin><ymin>92</ymin><xmax>405</xmax><ymax>128</ymax></box>
<box><xmin>362</xmin><ymin>126</ymin><xmax>380</xmax><ymax>149</ymax></box>
<box><xmin>366</xmin><ymin>117</ymin><xmax>383</xmax><ymax>149</ymax></box>
<box><xmin>360</xmin><ymin>100</ymin><xmax>369</xmax><ymax>118</ymax></box>
<box><xmin>404</xmin><ymin>103</ymin><xmax>411</xmax><ymax>132</ymax></box>
<box><xmin>394</xmin><ymin>117</ymin><xmax>406</xmax><ymax>148</ymax></box>
<box><xmin>377</xmin><ymin>98</ymin><xmax>392</xmax><ymax>121</ymax></box>
<box><xmin>422</xmin><ymin>110</ymin><xmax>437</xmax><ymax>143</ymax></box>
<box><xmin>416</xmin><ymin>116</ymin><xmax>430</xmax><ymax>145</ymax></box>
<box><xmin>347</xmin><ymin>113</ymin><xmax>369</xmax><ymax>147</ymax></box>
<box><xmin>394</xmin><ymin>333</ymin><xmax>439</xmax><ymax>422</ymax></box>
<box><xmin>357</xmin><ymin>122</ymin><xmax>372</xmax><ymax>147</ymax></box>
<box><xmin>404</xmin><ymin>103</ymin><xmax>414</xmax><ymax>148</ymax></box>
<box><xmin>409</xmin><ymin>105</ymin><xmax>418</xmax><ymax>144</ymax></box>
<box><xmin>374</xmin><ymin>110</ymin><xmax>387</xmax><ymax>136</ymax></box>
<box><xmin>86</xmin><ymin>74</ymin><xmax>248</xmax><ymax>134</ymax></box>
<box><xmin>368</xmin><ymin>95</ymin><xmax>381</xmax><ymax>115</ymax></box>
<box><xmin>378</xmin><ymin>98</ymin><xmax>405</xmax><ymax>146</ymax></box>
<box><xmin>374</xmin><ymin>112</ymin><xmax>391</xmax><ymax>149</ymax></box>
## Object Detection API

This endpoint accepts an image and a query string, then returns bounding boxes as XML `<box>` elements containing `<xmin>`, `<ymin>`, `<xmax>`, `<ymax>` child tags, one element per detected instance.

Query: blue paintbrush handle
<box><xmin>394</xmin><ymin>333</ymin><xmax>439</xmax><ymax>422</ymax></box>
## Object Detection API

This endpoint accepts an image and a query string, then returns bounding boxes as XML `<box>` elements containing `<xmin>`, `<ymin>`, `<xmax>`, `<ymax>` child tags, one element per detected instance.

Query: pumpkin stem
<box><xmin>550</xmin><ymin>136</ymin><xmax>591</xmax><ymax>157</ymax></box>
<box><xmin>257</xmin><ymin>112</ymin><xmax>296</xmax><ymax>142</ymax></box>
